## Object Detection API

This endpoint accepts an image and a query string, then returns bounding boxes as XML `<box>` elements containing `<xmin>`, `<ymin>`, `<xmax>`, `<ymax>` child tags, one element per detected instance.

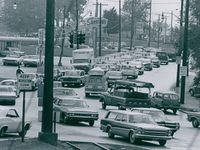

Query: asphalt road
<box><xmin>0</xmin><ymin>57</ymin><xmax>199</xmax><ymax>150</ymax></box>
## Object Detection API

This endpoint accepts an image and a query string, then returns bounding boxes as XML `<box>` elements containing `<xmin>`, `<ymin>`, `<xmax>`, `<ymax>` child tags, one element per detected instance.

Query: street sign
<box><xmin>18</xmin><ymin>73</ymin><xmax>32</xmax><ymax>90</ymax></box>
<box><xmin>180</xmin><ymin>66</ymin><xmax>187</xmax><ymax>76</ymax></box>
<box><xmin>136</xmin><ymin>22</ymin><xmax>144</xmax><ymax>35</ymax></box>
<box><xmin>38</xmin><ymin>28</ymin><xmax>45</xmax><ymax>45</ymax></box>
<box><xmin>176</xmin><ymin>56</ymin><xmax>181</xmax><ymax>64</ymax></box>
<box><xmin>86</xmin><ymin>17</ymin><xmax>108</xmax><ymax>28</ymax></box>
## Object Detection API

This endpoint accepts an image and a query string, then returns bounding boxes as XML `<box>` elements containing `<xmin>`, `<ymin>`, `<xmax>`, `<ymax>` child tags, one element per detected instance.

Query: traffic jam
<box><xmin>0</xmin><ymin>46</ymin><xmax>198</xmax><ymax>149</ymax></box>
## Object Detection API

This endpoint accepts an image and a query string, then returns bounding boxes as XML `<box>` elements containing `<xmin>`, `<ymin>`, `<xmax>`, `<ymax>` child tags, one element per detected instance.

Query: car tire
<box><xmin>173</xmin><ymin>109</ymin><xmax>177</xmax><ymax>115</ymax></box>
<box><xmin>159</xmin><ymin>140</ymin><xmax>167</xmax><ymax>146</ymax></box>
<box><xmin>0</xmin><ymin>127</ymin><xmax>6</xmax><ymax>137</ymax></box>
<box><xmin>129</xmin><ymin>131</ymin><xmax>137</xmax><ymax>144</ymax></box>
<box><xmin>107</xmin><ymin>127</ymin><xmax>114</xmax><ymax>138</ymax></box>
<box><xmin>102</xmin><ymin>100</ymin><xmax>106</xmax><ymax>109</ymax></box>
<box><xmin>189</xmin><ymin>90</ymin><xmax>194</xmax><ymax>96</ymax></box>
<box><xmin>192</xmin><ymin>119</ymin><xmax>199</xmax><ymax>128</ymax></box>
<box><xmin>89</xmin><ymin>121</ymin><xmax>94</xmax><ymax>127</ymax></box>
<box><xmin>85</xmin><ymin>93</ymin><xmax>90</xmax><ymax>97</ymax></box>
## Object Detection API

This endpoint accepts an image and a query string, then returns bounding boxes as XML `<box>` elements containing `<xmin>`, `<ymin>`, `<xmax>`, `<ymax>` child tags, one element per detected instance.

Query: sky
<box><xmin>84</xmin><ymin>0</ymin><xmax>181</xmax><ymax>27</ymax></box>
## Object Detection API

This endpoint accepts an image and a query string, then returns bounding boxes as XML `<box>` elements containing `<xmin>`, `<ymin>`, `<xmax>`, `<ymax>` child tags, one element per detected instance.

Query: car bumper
<box><xmin>65</xmin><ymin>116</ymin><xmax>98</xmax><ymax>122</ymax></box>
<box><xmin>135</xmin><ymin>134</ymin><xmax>172</xmax><ymax>141</ymax></box>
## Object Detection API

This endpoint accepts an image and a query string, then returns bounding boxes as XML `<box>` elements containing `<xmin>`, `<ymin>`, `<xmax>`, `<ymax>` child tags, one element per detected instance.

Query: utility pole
<box><xmin>148</xmin><ymin>0</ymin><xmax>152</xmax><ymax>47</ymax></box>
<box><xmin>76</xmin><ymin>0</ymin><xmax>79</xmax><ymax>49</ymax></box>
<box><xmin>93</xmin><ymin>0</ymin><xmax>98</xmax><ymax>57</ymax></box>
<box><xmin>130</xmin><ymin>0</ymin><xmax>134</xmax><ymax>50</ymax></box>
<box><xmin>176</xmin><ymin>0</ymin><xmax>184</xmax><ymax>87</ymax></box>
<box><xmin>38</xmin><ymin>0</ymin><xmax>58</xmax><ymax>145</ymax></box>
<box><xmin>180</xmin><ymin>0</ymin><xmax>189</xmax><ymax>104</ymax></box>
<box><xmin>157</xmin><ymin>14</ymin><xmax>160</xmax><ymax>49</ymax></box>
<box><xmin>171</xmin><ymin>11</ymin><xmax>173</xmax><ymax>43</ymax></box>
<box><xmin>58</xmin><ymin>5</ymin><xmax>66</xmax><ymax>66</ymax></box>
<box><xmin>118</xmin><ymin>0</ymin><xmax>121</xmax><ymax>52</ymax></box>
<box><xmin>99</xmin><ymin>3</ymin><xmax>102</xmax><ymax>56</ymax></box>
<box><xmin>164</xmin><ymin>16</ymin><xmax>167</xmax><ymax>44</ymax></box>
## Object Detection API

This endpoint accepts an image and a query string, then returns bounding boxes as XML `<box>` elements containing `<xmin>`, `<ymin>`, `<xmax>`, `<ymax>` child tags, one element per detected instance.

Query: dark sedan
<box><xmin>53</xmin><ymin>98</ymin><xmax>98</xmax><ymax>126</ymax></box>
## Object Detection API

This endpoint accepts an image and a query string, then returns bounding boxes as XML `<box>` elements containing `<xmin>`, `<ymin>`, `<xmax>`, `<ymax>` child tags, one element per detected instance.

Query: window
<box><xmin>106</xmin><ymin>112</ymin><xmax>118</xmax><ymax>119</ymax></box>
<box><xmin>6</xmin><ymin>109</ymin><xmax>19</xmax><ymax>118</ymax></box>
<box><xmin>115</xmin><ymin>113</ymin><xmax>123</xmax><ymax>121</ymax></box>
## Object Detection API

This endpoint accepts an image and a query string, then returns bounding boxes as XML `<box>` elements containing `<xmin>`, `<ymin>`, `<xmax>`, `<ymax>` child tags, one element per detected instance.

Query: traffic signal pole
<box><xmin>180</xmin><ymin>0</ymin><xmax>189</xmax><ymax>104</ymax></box>
<box><xmin>99</xmin><ymin>3</ymin><xmax>102</xmax><ymax>56</ymax></box>
<box><xmin>76</xmin><ymin>0</ymin><xmax>79</xmax><ymax>49</ymax></box>
<box><xmin>38</xmin><ymin>0</ymin><xmax>58</xmax><ymax>145</ymax></box>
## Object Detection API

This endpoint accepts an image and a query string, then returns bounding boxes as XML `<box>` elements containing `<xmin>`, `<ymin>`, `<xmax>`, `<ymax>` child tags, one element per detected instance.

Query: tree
<box><xmin>188</xmin><ymin>0</ymin><xmax>200</xmax><ymax>85</ymax></box>
<box><xmin>2</xmin><ymin>0</ymin><xmax>87</xmax><ymax>34</ymax></box>
<box><xmin>103</xmin><ymin>7</ymin><xmax>119</xmax><ymax>34</ymax></box>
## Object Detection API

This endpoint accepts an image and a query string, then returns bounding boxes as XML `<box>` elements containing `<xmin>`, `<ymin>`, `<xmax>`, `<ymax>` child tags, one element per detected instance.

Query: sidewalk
<box><xmin>171</xmin><ymin>71</ymin><xmax>200</xmax><ymax>112</ymax></box>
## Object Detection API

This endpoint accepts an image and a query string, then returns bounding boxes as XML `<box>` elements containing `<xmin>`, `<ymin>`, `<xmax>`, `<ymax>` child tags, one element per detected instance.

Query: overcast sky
<box><xmin>84</xmin><ymin>0</ymin><xmax>181</xmax><ymax>26</ymax></box>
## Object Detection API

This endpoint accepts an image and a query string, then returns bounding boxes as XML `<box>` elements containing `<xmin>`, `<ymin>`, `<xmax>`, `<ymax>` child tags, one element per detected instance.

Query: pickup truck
<box><xmin>99</xmin><ymin>80</ymin><xmax>154</xmax><ymax>109</ymax></box>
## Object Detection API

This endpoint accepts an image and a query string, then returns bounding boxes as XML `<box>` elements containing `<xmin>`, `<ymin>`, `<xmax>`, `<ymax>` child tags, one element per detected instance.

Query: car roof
<box><xmin>59</xmin><ymin>98</ymin><xmax>83</xmax><ymax>101</ymax></box>
<box><xmin>108</xmin><ymin>110</ymin><xmax>149</xmax><ymax>116</ymax></box>
<box><xmin>115</xmin><ymin>80</ymin><xmax>154</xmax><ymax>88</ymax></box>
<box><xmin>0</xmin><ymin>79</ymin><xmax>16</xmax><ymax>82</ymax></box>
<box><xmin>154</xmin><ymin>90</ymin><xmax>178</xmax><ymax>95</ymax></box>
<box><xmin>132</xmin><ymin>107</ymin><xmax>162</xmax><ymax>112</ymax></box>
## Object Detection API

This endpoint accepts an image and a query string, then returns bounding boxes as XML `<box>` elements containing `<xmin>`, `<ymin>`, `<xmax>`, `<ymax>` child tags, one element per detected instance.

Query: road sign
<box><xmin>136</xmin><ymin>22</ymin><xmax>144</xmax><ymax>35</ymax></box>
<box><xmin>86</xmin><ymin>17</ymin><xmax>108</xmax><ymax>28</ymax></box>
<box><xmin>176</xmin><ymin>56</ymin><xmax>181</xmax><ymax>64</ymax></box>
<box><xmin>38</xmin><ymin>28</ymin><xmax>45</xmax><ymax>45</ymax></box>
<box><xmin>180</xmin><ymin>66</ymin><xmax>187</xmax><ymax>76</ymax></box>
<box><xmin>18</xmin><ymin>73</ymin><xmax>32</xmax><ymax>90</ymax></box>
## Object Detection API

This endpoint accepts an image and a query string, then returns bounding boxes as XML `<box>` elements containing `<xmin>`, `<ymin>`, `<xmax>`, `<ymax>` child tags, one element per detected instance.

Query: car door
<box><xmin>6</xmin><ymin>109</ymin><xmax>21</xmax><ymax>132</ymax></box>
<box><xmin>111</xmin><ymin>113</ymin><xmax>124</xmax><ymax>136</ymax></box>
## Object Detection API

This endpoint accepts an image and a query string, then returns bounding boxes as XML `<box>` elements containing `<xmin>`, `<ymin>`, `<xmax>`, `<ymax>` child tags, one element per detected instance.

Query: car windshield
<box><xmin>107</xmin><ymin>71</ymin><xmax>121</xmax><ymax>76</ymax></box>
<box><xmin>0</xmin><ymin>86</ymin><xmax>14</xmax><ymax>92</ymax></box>
<box><xmin>64</xmin><ymin>71</ymin><xmax>80</xmax><ymax>76</ymax></box>
<box><xmin>163</xmin><ymin>94</ymin><xmax>178</xmax><ymax>100</ymax></box>
<box><xmin>129</xmin><ymin>114</ymin><xmax>156</xmax><ymax>124</ymax></box>
<box><xmin>60</xmin><ymin>99</ymin><xmax>88</xmax><ymax>108</ymax></box>
<box><xmin>24</xmin><ymin>55</ymin><xmax>38</xmax><ymax>59</ymax></box>
<box><xmin>54</xmin><ymin>88</ymin><xmax>76</xmax><ymax>96</ymax></box>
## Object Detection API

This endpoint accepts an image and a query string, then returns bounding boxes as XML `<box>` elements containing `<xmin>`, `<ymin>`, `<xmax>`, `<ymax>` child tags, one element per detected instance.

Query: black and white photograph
<box><xmin>0</xmin><ymin>0</ymin><xmax>199</xmax><ymax>150</ymax></box>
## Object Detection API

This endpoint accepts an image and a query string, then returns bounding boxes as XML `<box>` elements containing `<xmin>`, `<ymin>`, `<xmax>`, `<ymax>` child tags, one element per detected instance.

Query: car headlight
<box><xmin>168</xmin><ymin>130</ymin><xmax>172</xmax><ymax>136</ymax></box>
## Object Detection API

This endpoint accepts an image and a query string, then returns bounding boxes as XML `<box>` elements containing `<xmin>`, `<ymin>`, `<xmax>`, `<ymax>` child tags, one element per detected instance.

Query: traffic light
<box><xmin>69</xmin><ymin>33</ymin><xmax>74</xmax><ymax>48</ymax></box>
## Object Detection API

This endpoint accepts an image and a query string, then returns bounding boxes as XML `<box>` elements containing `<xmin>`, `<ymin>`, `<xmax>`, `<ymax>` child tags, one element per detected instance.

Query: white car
<box><xmin>0</xmin><ymin>86</ymin><xmax>17</xmax><ymax>105</ymax></box>
<box><xmin>2</xmin><ymin>54</ymin><xmax>23</xmax><ymax>66</ymax></box>
<box><xmin>0</xmin><ymin>106</ymin><xmax>31</xmax><ymax>137</ymax></box>
<box><xmin>0</xmin><ymin>79</ymin><xmax>20</xmax><ymax>97</ymax></box>
<box><xmin>53</xmin><ymin>87</ymin><xmax>80</xmax><ymax>100</ymax></box>
<box><xmin>23</xmin><ymin>55</ymin><xmax>42</xmax><ymax>67</ymax></box>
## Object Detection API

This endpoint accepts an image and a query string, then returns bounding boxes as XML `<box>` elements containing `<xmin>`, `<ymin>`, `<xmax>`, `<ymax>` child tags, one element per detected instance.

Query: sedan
<box><xmin>22</xmin><ymin>55</ymin><xmax>41</xmax><ymax>67</ymax></box>
<box><xmin>0</xmin><ymin>106</ymin><xmax>31</xmax><ymax>137</ymax></box>
<box><xmin>132</xmin><ymin>108</ymin><xmax>180</xmax><ymax>136</ymax></box>
<box><xmin>0</xmin><ymin>86</ymin><xmax>17</xmax><ymax>105</ymax></box>
<box><xmin>189</xmin><ymin>84</ymin><xmax>200</xmax><ymax>97</ymax></box>
<box><xmin>100</xmin><ymin>110</ymin><xmax>172</xmax><ymax>146</ymax></box>
<box><xmin>2</xmin><ymin>54</ymin><xmax>23</xmax><ymax>66</ymax></box>
<box><xmin>0</xmin><ymin>79</ymin><xmax>20</xmax><ymax>98</ymax></box>
<box><xmin>53</xmin><ymin>98</ymin><xmax>98</xmax><ymax>126</ymax></box>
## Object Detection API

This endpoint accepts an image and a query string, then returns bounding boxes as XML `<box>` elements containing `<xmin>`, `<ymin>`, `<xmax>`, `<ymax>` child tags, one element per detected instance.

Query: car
<box><xmin>60</xmin><ymin>70</ymin><xmax>86</xmax><ymax>87</ymax></box>
<box><xmin>53</xmin><ymin>98</ymin><xmax>99</xmax><ymax>126</ymax></box>
<box><xmin>187</xmin><ymin>111</ymin><xmax>200</xmax><ymax>128</ymax></box>
<box><xmin>131</xmin><ymin>108</ymin><xmax>180</xmax><ymax>136</ymax></box>
<box><xmin>100</xmin><ymin>110</ymin><xmax>172</xmax><ymax>146</ymax></box>
<box><xmin>156</xmin><ymin>51</ymin><xmax>169</xmax><ymax>65</ymax></box>
<box><xmin>22</xmin><ymin>55</ymin><xmax>41</xmax><ymax>67</ymax></box>
<box><xmin>151</xmin><ymin>91</ymin><xmax>180</xmax><ymax>114</ymax></box>
<box><xmin>94</xmin><ymin>64</ymin><xmax>109</xmax><ymax>73</ymax></box>
<box><xmin>53</xmin><ymin>87</ymin><xmax>80</xmax><ymax>99</ymax></box>
<box><xmin>2</xmin><ymin>54</ymin><xmax>23</xmax><ymax>66</ymax></box>
<box><xmin>105</xmin><ymin>70</ymin><xmax>123</xmax><ymax>87</ymax></box>
<box><xmin>137</xmin><ymin>58</ymin><xmax>153</xmax><ymax>71</ymax></box>
<box><xmin>0</xmin><ymin>106</ymin><xmax>31</xmax><ymax>137</ymax></box>
<box><xmin>119</xmin><ymin>63</ymin><xmax>139</xmax><ymax>79</ymax></box>
<box><xmin>100</xmin><ymin>80</ymin><xmax>154</xmax><ymax>109</ymax></box>
<box><xmin>189</xmin><ymin>84</ymin><xmax>200</xmax><ymax>97</ymax></box>
<box><xmin>149</xmin><ymin>56</ymin><xmax>160</xmax><ymax>68</ymax></box>
<box><xmin>5</xmin><ymin>47</ymin><xmax>25</xmax><ymax>56</ymax></box>
<box><xmin>0</xmin><ymin>79</ymin><xmax>20</xmax><ymax>97</ymax></box>
<box><xmin>0</xmin><ymin>86</ymin><xmax>17</xmax><ymax>105</ymax></box>
<box><xmin>129</xmin><ymin>61</ymin><xmax>144</xmax><ymax>75</ymax></box>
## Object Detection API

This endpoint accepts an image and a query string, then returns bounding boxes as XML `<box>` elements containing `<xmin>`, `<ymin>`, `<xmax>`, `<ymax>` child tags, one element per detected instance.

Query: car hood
<box><xmin>133</xmin><ymin>123</ymin><xmax>169</xmax><ymax>130</ymax></box>
<box><xmin>23</xmin><ymin>59</ymin><xmax>38</xmax><ymax>62</ymax></box>
<box><xmin>54</xmin><ymin>95</ymin><xmax>80</xmax><ymax>99</ymax></box>
<box><xmin>72</xmin><ymin>63</ymin><xmax>90</xmax><ymax>66</ymax></box>
<box><xmin>107</xmin><ymin>76</ymin><xmax>122</xmax><ymax>80</ymax></box>
<box><xmin>3</xmin><ymin>57</ymin><xmax>21</xmax><ymax>61</ymax></box>
<box><xmin>57</xmin><ymin>107</ymin><xmax>98</xmax><ymax>114</ymax></box>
